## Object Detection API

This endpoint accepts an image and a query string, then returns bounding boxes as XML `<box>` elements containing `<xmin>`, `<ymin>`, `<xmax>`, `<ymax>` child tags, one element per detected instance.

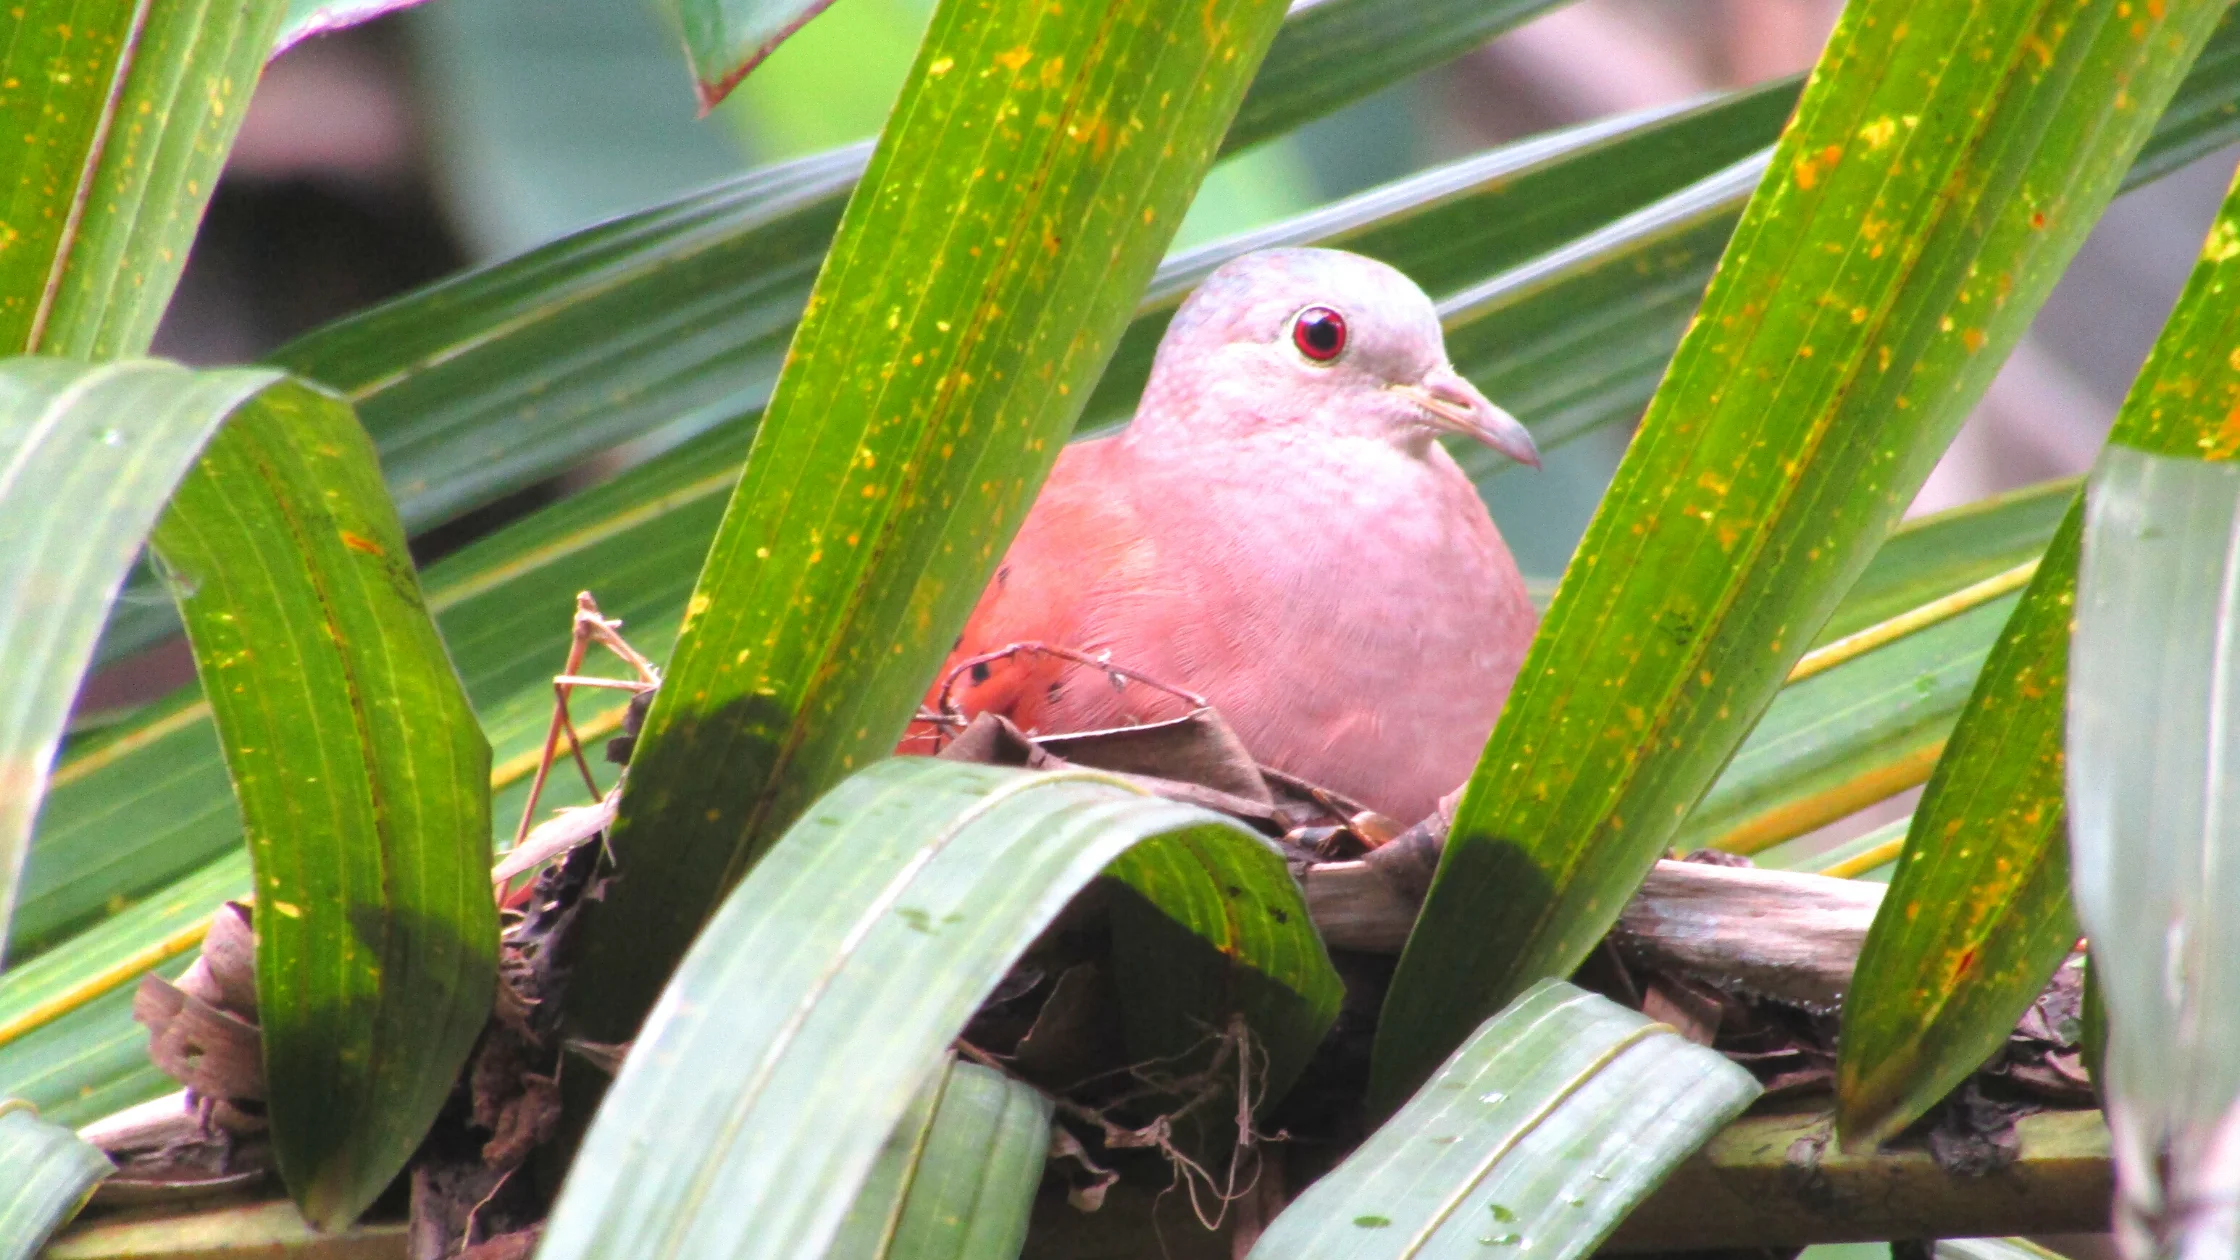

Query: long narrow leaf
<box><xmin>2071</xmin><ymin>446</ymin><xmax>2240</xmax><ymax>1259</ymax></box>
<box><xmin>539</xmin><ymin>759</ymin><xmax>1337</xmax><ymax>1260</ymax></box>
<box><xmin>0</xmin><ymin>0</ymin><xmax>287</xmax><ymax>358</ymax></box>
<box><xmin>830</xmin><ymin>1055</ymin><xmax>1050</xmax><ymax>1259</ymax></box>
<box><xmin>0</xmin><ymin>364</ymin><xmax>286</xmax><ymax>954</ymax></box>
<box><xmin>1248</xmin><ymin>981</ymin><xmax>1758</xmax><ymax>1258</ymax></box>
<box><xmin>881</xmin><ymin>1059</ymin><xmax>1050</xmax><ymax>1260</ymax></box>
<box><xmin>1838</xmin><ymin>160</ymin><xmax>2240</xmax><ymax>1149</ymax></box>
<box><xmin>147</xmin><ymin>368</ymin><xmax>495</xmax><ymax>1228</ymax></box>
<box><xmin>1374</xmin><ymin>0</ymin><xmax>2231</xmax><ymax>1105</ymax></box>
<box><xmin>1678</xmin><ymin>482</ymin><xmax>2073</xmax><ymax>857</ymax></box>
<box><xmin>1819</xmin><ymin>478</ymin><xmax>2075</xmax><ymax>647</ymax></box>
<box><xmin>0</xmin><ymin>971</ymin><xmax>182</xmax><ymax>1128</ymax></box>
<box><xmin>0</xmin><ymin>1103</ymin><xmax>110</xmax><ymax>1259</ymax></box>
<box><xmin>1681</xmin><ymin>594</ymin><xmax>2017</xmax><ymax>857</ymax></box>
<box><xmin>0</xmin><ymin>854</ymin><xmax>242</xmax><ymax>1122</ymax></box>
<box><xmin>563</xmin><ymin>0</ymin><xmax>1295</xmax><ymax>1032</ymax></box>
<box><xmin>41</xmin><ymin>1199</ymin><xmax>406</xmax><ymax>1258</ymax></box>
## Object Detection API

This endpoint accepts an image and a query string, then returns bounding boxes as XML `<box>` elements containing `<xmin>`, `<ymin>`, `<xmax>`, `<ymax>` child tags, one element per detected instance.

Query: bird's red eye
<box><xmin>1292</xmin><ymin>306</ymin><xmax>1347</xmax><ymax>362</ymax></box>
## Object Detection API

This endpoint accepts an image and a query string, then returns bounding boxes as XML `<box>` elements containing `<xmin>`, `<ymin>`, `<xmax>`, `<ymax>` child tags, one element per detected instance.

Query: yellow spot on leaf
<box><xmin>2207</xmin><ymin>218</ymin><xmax>2240</xmax><ymax>262</ymax></box>
<box><xmin>1791</xmin><ymin>143</ymin><xmax>1841</xmax><ymax>191</ymax></box>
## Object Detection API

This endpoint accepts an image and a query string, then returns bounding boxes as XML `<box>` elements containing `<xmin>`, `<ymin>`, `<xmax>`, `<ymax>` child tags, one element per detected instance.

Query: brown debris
<box><xmin>134</xmin><ymin>975</ymin><xmax>266</xmax><ymax>1106</ymax></box>
<box><xmin>79</xmin><ymin>1092</ymin><xmax>273</xmax><ymax>1208</ymax></box>
<box><xmin>130</xmin><ymin>900</ymin><xmax>271</xmax><ymax>1143</ymax></box>
<box><xmin>88</xmin><ymin>903</ymin><xmax>278</xmax><ymax>1206</ymax></box>
<box><xmin>185</xmin><ymin>901</ymin><xmax>258</xmax><ymax>1018</ymax></box>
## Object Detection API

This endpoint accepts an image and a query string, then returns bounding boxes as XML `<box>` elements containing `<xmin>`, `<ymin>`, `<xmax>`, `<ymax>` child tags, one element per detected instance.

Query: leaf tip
<box><xmin>688</xmin><ymin>1</ymin><xmax>843</xmax><ymax>114</ymax></box>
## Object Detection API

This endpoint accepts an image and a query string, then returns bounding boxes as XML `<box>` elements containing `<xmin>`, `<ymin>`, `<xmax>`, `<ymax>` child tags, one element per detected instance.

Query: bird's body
<box><xmin>907</xmin><ymin>249</ymin><xmax>1539</xmax><ymax>823</ymax></box>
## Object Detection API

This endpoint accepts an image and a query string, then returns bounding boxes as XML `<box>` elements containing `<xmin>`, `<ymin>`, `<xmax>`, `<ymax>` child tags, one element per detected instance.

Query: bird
<box><xmin>904</xmin><ymin>247</ymin><xmax>1540</xmax><ymax>824</ymax></box>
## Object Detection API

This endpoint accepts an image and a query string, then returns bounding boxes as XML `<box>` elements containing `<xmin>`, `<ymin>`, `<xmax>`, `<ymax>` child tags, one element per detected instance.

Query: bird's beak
<box><xmin>1388</xmin><ymin>367</ymin><xmax>1541</xmax><ymax>468</ymax></box>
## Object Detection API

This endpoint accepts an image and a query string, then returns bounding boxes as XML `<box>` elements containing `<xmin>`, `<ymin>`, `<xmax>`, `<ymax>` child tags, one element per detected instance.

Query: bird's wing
<box><xmin>900</xmin><ymin>438</ymin><xmax>1159</xmax><ymax>749</ymax></box>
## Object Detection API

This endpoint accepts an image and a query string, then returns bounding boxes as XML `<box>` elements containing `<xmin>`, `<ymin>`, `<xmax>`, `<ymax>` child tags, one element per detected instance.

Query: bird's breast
<box><xmin>1118</xmin><ymin>437</ymin><xmax>1533</xmax><ymax>821</ymax></box>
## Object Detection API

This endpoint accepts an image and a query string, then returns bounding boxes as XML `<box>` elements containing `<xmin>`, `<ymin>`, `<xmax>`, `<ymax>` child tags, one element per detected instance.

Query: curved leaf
<box><xmin>1834</xmin><ymin>516</ymin><xmax>2084</xmax><ymax>1148</ymax></box>
<box><xmin>148</xmin><ymin>367</ymin><xmax>495</xmax><ymax>1228</ymax></box>
<box><xmin>0</xmin><ymin>363</ymin><xmax>285</xmax><ymax>955</ymax></box>
<box><xmin>1839</xmin><ymin>158</ymin><xmax>2240</xmax><ymax>1149</ymax></box>
<box><xmin>1247</xmin><ymin>980</ymin><xmax>1758</xmax><ymax>1258</ymax></box>
<box><xmin>0</xmin><ymin>1103</ymin><xmax>110</xmax><ymax>1258</ymax></box>
<box><xmin>539</xmin><ymin>758</ymin><xmax>1338</xmax><ymax>1260</ymax></box>
<box><xmin>1374</xmin><ymin>0</ymin><xmax>2232</xmax><ymax>1106</ymax></box>
<box><xmin>563</xmin><ymin>0</ymin><xmax>1295</xmax><ymax>1033</ymax></box>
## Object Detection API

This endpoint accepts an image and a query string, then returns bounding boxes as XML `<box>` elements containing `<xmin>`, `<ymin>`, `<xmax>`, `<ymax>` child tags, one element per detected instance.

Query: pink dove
<box><xmin>905</xmin><ymin>248</ymin><xmax>1541</xmax><ymax>824</ymax></box>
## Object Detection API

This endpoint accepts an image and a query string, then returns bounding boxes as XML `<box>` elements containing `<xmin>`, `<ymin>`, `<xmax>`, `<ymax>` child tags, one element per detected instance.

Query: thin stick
<box><xmin>511</xmin><ymin>597</ymin><xmax>597</xmax><ymax>852</ymax></box>
<box><xmin>509</xmin><ymin>593</ymin><xmax>664</xmax><ymax>857</ymax></box>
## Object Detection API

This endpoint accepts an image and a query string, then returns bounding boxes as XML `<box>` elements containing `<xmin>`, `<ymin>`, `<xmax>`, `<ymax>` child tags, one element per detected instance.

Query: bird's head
<box><xmin>1131</xmin><ymin>247</ymin><xmax>1540</xmax><ymax>467</ymax></box>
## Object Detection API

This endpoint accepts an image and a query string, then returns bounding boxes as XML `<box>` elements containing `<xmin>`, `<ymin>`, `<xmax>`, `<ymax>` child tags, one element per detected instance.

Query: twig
<box><xmin>506</xmin><ymin>592</ymin><xmax>660</xmax><ymax>873</ymax></box>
